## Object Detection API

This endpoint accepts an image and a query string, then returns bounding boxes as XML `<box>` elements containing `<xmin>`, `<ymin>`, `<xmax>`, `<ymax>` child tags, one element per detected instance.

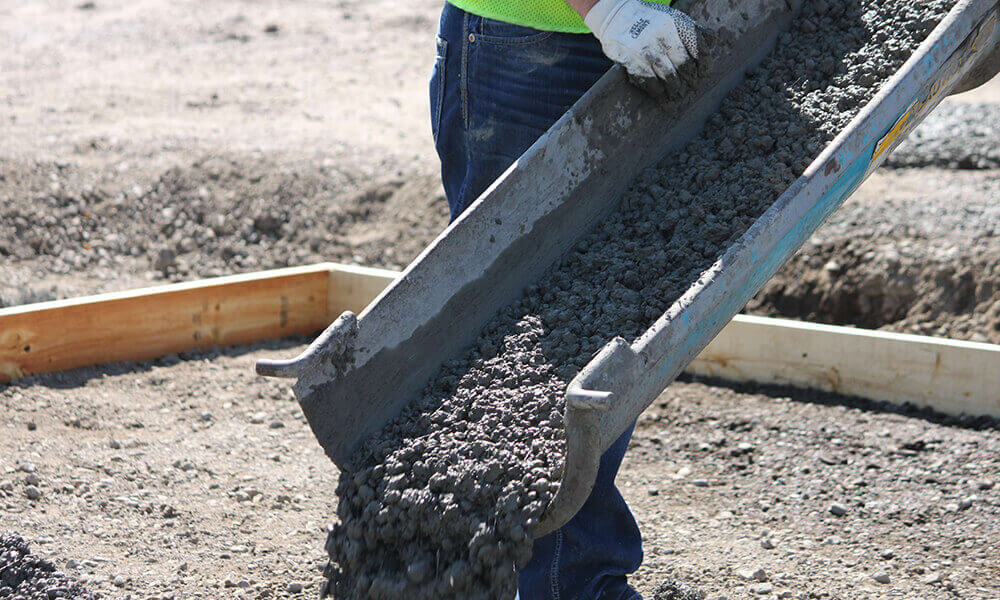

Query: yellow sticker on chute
<box><xmin>873</xmin><ymin>11</ymin><xmax>998</xmax><ymax>162</ymax></box>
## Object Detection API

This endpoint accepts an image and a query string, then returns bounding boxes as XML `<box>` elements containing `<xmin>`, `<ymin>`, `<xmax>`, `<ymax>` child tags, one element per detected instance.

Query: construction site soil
<box><xmin>750</xmin><ymin>167</ymin><xmax>1000</xmax><ymax>342</ymax></box>
<box><xmin>3</xmin><ymin>0</ymin><xmax>999</xmax><ymax>599</ymax></box>
<box><xmin>3</xmin><ymin>347</ymin><xmax>999</xmax><ymax>599</ymax></box>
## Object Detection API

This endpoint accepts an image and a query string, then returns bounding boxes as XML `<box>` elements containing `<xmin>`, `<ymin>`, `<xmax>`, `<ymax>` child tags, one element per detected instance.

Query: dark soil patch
<box><xmin>0</xmin><ymin>534</ymin><xmax>100</xmax><ymax>600</ymax></box>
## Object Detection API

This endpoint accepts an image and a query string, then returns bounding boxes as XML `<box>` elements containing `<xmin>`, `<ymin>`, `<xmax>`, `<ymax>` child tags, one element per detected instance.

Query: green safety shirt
<box><xmin>447</xmin><ymin>0</ymin><xmax>673</xmax><ymax>34</ymax></box>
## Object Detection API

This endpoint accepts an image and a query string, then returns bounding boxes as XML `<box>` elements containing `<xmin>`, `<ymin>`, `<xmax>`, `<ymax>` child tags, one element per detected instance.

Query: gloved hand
<box><xmin>584</xmin><ymin>0</ymin><xmax>711</xmax><ymax>97</ymax></box>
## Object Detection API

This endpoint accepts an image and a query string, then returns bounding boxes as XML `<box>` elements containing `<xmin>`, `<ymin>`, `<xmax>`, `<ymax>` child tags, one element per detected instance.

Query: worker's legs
<box><xmin>518</xmin><ymin>426</ymin><xmax>642</xmax><ymax>600</ymax></box>
<box><xmin>431</xmin><ymin>3</ymin><xmax>614</xmax><ymax>219</ymax></box>
<box><xmin>430</xmin><ymin>5</ymin><xmax>642</xmax><ymax>599</ymax></box>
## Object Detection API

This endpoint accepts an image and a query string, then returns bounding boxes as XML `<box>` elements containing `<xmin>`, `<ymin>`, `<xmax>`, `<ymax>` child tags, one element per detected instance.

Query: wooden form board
<box><xmin>0</xmin><ymin>263</ymin><xmax>396</xmax><ymax>382</ymax></box>
<box><xmin>2</xmin><ymin>263</ymin><xmax>998</xmax><ymax>419</ymax></box>
<box><xmin>689</xmin><ymin>315</ymin><xmax>1000</xmax><ymax>418</ymax></box>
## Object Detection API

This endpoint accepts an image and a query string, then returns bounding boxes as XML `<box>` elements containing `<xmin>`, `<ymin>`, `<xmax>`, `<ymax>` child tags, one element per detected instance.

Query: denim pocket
<box><xmin>474</xmin><ymin>17</ymin><xmax>554</xmax><ymax>45</ymax></box>
<box><xmin>430</xmin><ymin>35</ymin><xmax>447</xmax><ymax>144</ymax></box>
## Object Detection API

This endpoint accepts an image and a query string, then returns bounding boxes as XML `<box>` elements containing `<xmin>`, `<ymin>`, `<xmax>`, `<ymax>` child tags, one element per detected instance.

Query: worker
<box><xmin>429</xmin><ymin>0</ymin><xmax>710</xmax><ymax>598</ymax></box>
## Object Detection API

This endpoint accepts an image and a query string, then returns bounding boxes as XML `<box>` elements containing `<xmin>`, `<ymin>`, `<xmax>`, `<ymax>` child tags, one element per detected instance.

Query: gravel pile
<box><xmin>323</xmin><ymin>0</ymin><xmax>954</xmax><ymax>596</ymax></box>
<box><xmin>0</xmin><ymin>534</ymin><xmax>100</xmax><ymax>600</ymax></box>
<box><xmin>651</xmin><ymin>579</ymin><xmax>706</xmax><ymax>600</ymax></box>
<box><xmin>749</xmin><ymin>165</ymin><xmax>1000</xmax><ymax>342</ymax></box>
<box><xmin>886</xmin><ymin>102</ymin><xmax>1000</xmax><ymax>169</ymax></box>
<box><xmin>0</xmin><ymin>158</ymin><xmax>445</xmax><ymax>303</ymax></box>
<box><xmin>750</xmin><ymin>225</ymin><xmax>1000</xmax><ymax>342</ymax></box>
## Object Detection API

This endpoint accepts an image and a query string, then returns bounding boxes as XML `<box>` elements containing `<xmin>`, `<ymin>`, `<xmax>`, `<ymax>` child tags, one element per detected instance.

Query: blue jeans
<box><xmin>429</xmin><ymin>5</ymin><xmax>643</xmax><ymax>599</ymax></box>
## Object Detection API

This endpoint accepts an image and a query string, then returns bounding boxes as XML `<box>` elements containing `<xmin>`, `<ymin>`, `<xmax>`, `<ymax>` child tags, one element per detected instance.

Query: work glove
<box><xmin>584</xmin><ymin>0</ymin><xmax>712</xmax><ymax>98</ymax></box>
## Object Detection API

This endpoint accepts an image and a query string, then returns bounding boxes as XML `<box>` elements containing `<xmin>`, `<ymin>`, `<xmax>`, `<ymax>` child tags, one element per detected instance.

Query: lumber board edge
<box><xmin>0</xmin><ymin>264</ymin><xmax>335</xmax><ymax>317</ymax></box>
<box><xmin>326</xmin><ymin>264</ymin><xmax>400</xmax><ymax>319</ymax></box>
<box><xmin>0</xmin><ymin>264</ymin><xmax>337</xmax><ymax>382</ymax></box>
<box><xmin>3</xmin><ymin>262</ymin><xmax>998</xmax><ymax>422</ymax></box>
<box><xmin>688</xmin><ymin>314</ymin><xmax>1000</xmax><ymax>418</ymax></box>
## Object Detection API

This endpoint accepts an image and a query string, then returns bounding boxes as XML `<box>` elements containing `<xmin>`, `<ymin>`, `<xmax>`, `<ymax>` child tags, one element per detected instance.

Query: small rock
<box><xmin>253</xmin><ymin>213</ymin><xmax>282</xmax><ymax>234</ymax></box>
<box><xmin>199</xmin><ymin>412</ymin><xmax>213</xmax><ymax>422</ymax></box>
<box><xmin>751</xmin><ymin>583</ymin><xmax>773</xmax><ymax>595</ymax></box>
<box><xmin>209</xmin><ymin>214</ymin><xmax>227</xmax><ymax>233</ymax></box>
<box><xmin>977</xmin><ymin>480</ymin><xmax>994</xmax><ymax>490</ymax></box>
<box><xmin>264</xmin><ymin>23</ymin><xmax>280</xmax><ymax>34</ymax></box>
<box><xmin>109</xmin><ymin>439</ymin><xmax>122</xmax><ymax>449</ymax></box>
<box><xmin>77</xmin><ymin>1</ymin><xmax>96</xmax><ymax>9</ymax></box>
<box><xmin>113</xmin><ymin>576</ymin><xmax>126</xmax><ymax>587</ymax></box>
<box><xmin>873</xmin><ymin>572</ymin><xmax>891</xmax><ymax>584</ymax></box>
<box><xmin>286</xmin><ymin>582</ymin><xmax>303</xmax><ymax>593</ymax></box>
<box><xmin>828</xmin><ymin>502</ymin><xmax>848</xmax><ymax>516</ymax></box>
<box><xmin>922</xmin><ymin>572</ymin><xmax>942</xmax><ymax>585</ymax></box>
<box><xmin>249</xmin><ymin>412</ymin><xmax>267</xmax><ymax>424</ymax></box>
<box><xmin>760</xmin><ymin>538</ymin><xmax>775</xmax><ymax>550</ymax></box>
<box><xmin>65</xmin><ymin>559</ymin><xmax>79</xmax><ymax>570</ymax></box>
<box><xmin>25</xmin><ymin>485</ymin><xmax>43</xmax><ymax>500</ymax></box>
<box><xmin>958</xmin><ymin>496</ymin><xmax>977</xmax><ymax>510</ymax></box>
<box><xmin>691</xmin><ymin>479</ymin><xmax>709</xmax><ymax>487</ymax></box>
<box><xmin>269</xmin><ymin>420</ymin><xmax>285</xmax><ymax>429</ymax></box>
<box><xmin>738</xmin><ymin>568</ymin><xmax>768</xmax><ymax>582</ymax></box>
<box><xmin>24</xmin><ymin>473</ymin><xmax>40</xmax><ymax>486</ymax></box>
<box><xmin>153</xmin><ymin>248</ymin><xmax>176</xmax><ymax>271</ymax></box>
<box><xmin>26</xmin><ymin>421</ymin><xmax>37</xmax><ymax>431</ymax></box>
<box><xmin>818</xmin><ymin>452</ymin><xmax>841</xmax><ymax>465</ymax></box>
<box><xmin>879</xmin><ymin>549</ymin><xmax>895</xmax><ymax>560</ymax></box>
<box><xmin>177</xmin><ymin>237</ymin><xmax>196</xmax><ymax>253</ymax></box>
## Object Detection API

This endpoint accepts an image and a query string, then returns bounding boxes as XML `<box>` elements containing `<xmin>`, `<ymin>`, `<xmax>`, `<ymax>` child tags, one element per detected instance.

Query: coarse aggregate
<box><xmin>651</xmin><ymin>579</ymin><xmax>705</xmax><ymax>600</ymax></box>
<box><xmin>0</xmin><ymin>534</ymin><xmax>100</xmax><ymax>600</ymax></box>
<box><xmin>0</xmin><ymin>163</ymin><xmax>446</xmax><ymax>308</ymax></box>
<box><xmin>885</xmin><ymin>102</ymin><xmax>1000</xmax><ymax>169</ymax></box>
<box><xmin>323</xmin><ymin>0</ymin><xmax>955</xmax><ymax>597</ymax></box>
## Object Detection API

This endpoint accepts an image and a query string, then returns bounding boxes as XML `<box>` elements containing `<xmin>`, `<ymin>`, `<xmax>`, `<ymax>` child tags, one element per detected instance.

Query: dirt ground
<box><xmin>2</xmin><ymin>1</ymin><xmax>1000</xmax><ymax>599</ymax></box>
<box><xmin>4</xmin><ymin>344</ymin><xmax>999</xmax><ymax>600</ymax></box>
